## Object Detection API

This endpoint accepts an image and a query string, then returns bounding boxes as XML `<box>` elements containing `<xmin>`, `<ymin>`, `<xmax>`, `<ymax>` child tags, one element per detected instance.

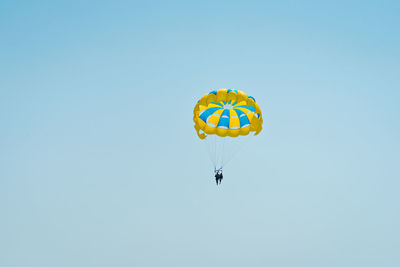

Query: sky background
<box><xmin>1</xmin><ymin>1</ymin><xmax>400</xmax><ymax>266</ymax></box>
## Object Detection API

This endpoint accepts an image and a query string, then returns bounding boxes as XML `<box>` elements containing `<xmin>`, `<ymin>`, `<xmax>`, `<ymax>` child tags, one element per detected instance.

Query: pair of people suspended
<box><xmin>214</xmin><ymin>168</ymin><xmax>223</xmax><ymax>185</ymax></box>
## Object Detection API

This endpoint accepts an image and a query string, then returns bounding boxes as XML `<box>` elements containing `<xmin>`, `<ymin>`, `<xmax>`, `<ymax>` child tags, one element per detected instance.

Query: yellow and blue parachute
<box><xmin>193</xmin><ymin>89</ymin><xmax>263</xmax><ymax>140</ymax></box>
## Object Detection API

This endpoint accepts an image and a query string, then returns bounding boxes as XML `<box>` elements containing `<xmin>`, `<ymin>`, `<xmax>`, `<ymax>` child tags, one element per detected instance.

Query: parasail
<box><xmin>193</xmin><ymin>89</ymin><xmax>263</xmax><ymax>181</ymax></box>
<box><xmin>193</xmin><ymin>89</ymin><xmax>262</xmax><ymax>139</ymax></box>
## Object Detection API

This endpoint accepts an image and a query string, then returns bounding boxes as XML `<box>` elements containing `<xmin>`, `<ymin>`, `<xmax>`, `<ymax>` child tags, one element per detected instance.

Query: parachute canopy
<box><xmin>193</xmin><ymin>89</ymin><xmax>263</xmax><ymax>139</ymax></box>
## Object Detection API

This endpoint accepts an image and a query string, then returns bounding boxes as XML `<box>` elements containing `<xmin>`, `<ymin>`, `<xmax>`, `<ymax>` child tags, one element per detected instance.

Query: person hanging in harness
<box><xmin>214</xmin><ymin>168</ymin><xmax>223</xmax><ymax>185</ymax></box>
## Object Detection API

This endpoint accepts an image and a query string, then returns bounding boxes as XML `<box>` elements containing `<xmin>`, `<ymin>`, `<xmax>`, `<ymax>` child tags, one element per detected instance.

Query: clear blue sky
<box><xmin>1</xmin><ymin>1</ymin><xmax>399</xmax><ymax>266</ymax></box>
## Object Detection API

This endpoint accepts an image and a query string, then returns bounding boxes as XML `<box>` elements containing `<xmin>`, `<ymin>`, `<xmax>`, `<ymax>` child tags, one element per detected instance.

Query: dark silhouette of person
<box><xmin>215</xmin><ymin>170</ymin><xmax>223</xmax><ymax>185</ymax></box>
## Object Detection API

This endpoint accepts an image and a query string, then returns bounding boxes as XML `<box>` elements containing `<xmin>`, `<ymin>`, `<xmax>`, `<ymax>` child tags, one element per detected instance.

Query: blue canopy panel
<box><xmin>236</xmin><ymin>105</ymin><xmax>255</xmax><ymax>112</ymax></box>
<box><xmin>217</xmin><ymin>109</ymin><xmax>230</xmax><ymax>129</ymax></box>
<box><xmin>199</xmin><ymin>107</ymin><xmax>222</xmax><ymax>123</ymax></box>
<box><xmin>248</xmin><ymin>96</ymin><xmax>256</xmax><ymax>102</ymax></box>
